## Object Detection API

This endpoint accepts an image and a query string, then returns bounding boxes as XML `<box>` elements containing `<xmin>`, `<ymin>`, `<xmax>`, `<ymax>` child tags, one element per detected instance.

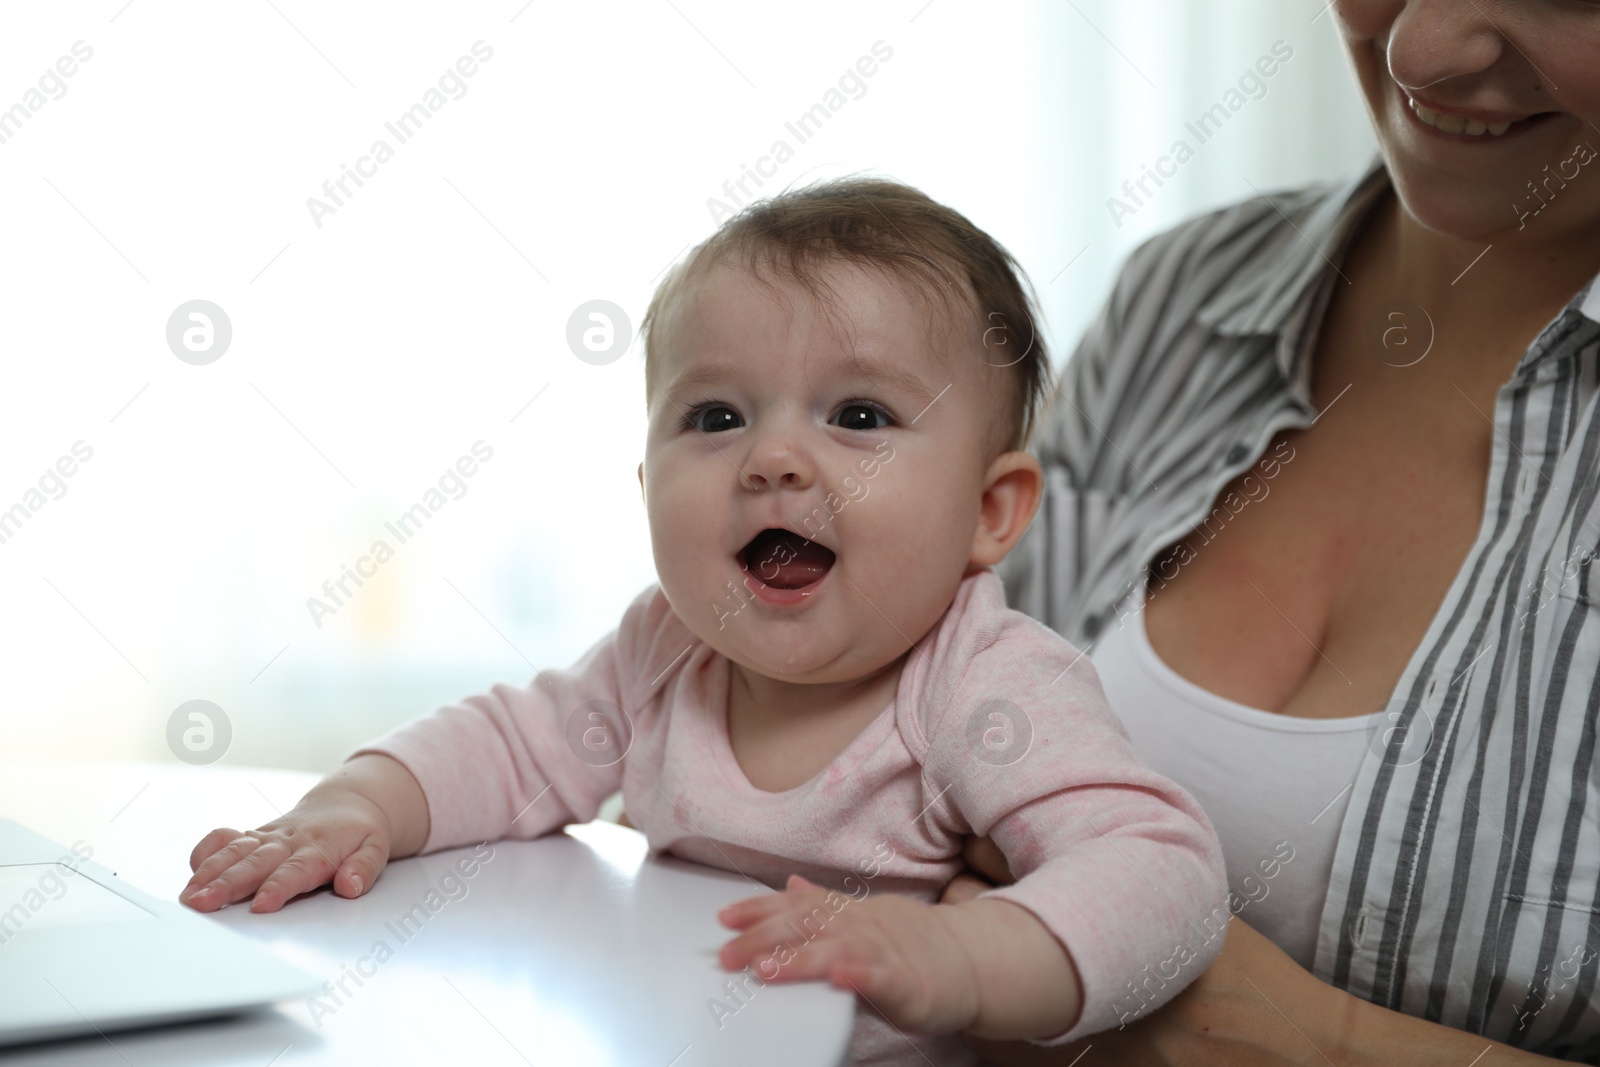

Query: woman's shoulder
<box><xmin>1108</xmin><ymin>174</ymin><xmax>1354</xmax><ymax>317</ymax></box>
<box><xmin>1042</xmin><ymin>164</ymin><xmax>1380</xmax><ymax>445</ymax></box>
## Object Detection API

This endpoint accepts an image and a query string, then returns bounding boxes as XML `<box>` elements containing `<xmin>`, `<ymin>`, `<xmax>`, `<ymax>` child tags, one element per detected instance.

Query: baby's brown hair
<box><xmin>640</xmin><ymin>176</ymin><xmax>1050</xmax><ymax>456</ymax></box>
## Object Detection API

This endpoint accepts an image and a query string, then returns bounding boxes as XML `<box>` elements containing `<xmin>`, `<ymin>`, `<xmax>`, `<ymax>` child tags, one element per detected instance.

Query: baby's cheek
<box><xmin>648</xmin><ymin>476</ymin><xmax>718</xmax><ymax>552</ymax></box>
<box><xmin>870</xmin><ymin>485</ymin><xmax>963</xmax><ymax>561</ymax></box>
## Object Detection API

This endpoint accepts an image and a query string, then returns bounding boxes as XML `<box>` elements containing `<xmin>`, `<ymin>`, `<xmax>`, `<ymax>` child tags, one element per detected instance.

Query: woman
<box><xmin>953</xmin><ymin>1</ymin><xmax>1600</xmax><ymax>1063</ymax></box>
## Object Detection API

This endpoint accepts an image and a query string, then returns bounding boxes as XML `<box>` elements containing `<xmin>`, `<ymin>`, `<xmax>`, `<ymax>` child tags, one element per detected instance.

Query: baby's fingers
<box><xmin>182</xmin><ymin>833</ymin><xmax>265</xmax><ymax>898</ymax></box>
<box><xmin>722</xmin><ymin>921</ymin><xmax>896</xmax><ymax>995</ymax></box>
<box><xmin>717</xmin><ymin>891</ymin><xmax>793</xmax><ymax>931</ymax></box>
<box><xmin>719</xmin><ymin>911</ymin><xmax>792</xmax><ymax>971</ymax></box>
<box><xmin>333</xmin><ymin>838</ymin><xmax>388</xmax><ymax>899</ymax></box>
<box><xmin>180</xmin><ymin>841</ymin><xmax>285</xmax><ymax>912</ymax></box>
<box><xmin>189</xmin><ymin>827</ymin><xmax>243</xmax><ymax>873</ymax></box>
<box><xmin>719</xmin><ymin>906</ymin><xmax>857</xmax><ymax>975</ymax></box>
<box><xmin>247</xmin><ymin>845</ymin><xmax>339</xmax><ymax>913</ymax></box>
<box><xmin>720</xmin><ymin>874</ymin><xmax>836</xmax><ymax>931</ymax></box>
<box><xmin>250</xmin><ymin>837</ymin><xmax>385</xmax><ymax>912</ymax></box>
<box><xmin>769</xmin><ymin>936</ymin><xmax>864</xmax><ymax>985</ymax></box>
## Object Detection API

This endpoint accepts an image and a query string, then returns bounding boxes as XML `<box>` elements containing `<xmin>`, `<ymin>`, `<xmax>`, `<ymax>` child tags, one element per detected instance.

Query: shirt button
<box><xmin>1083</xmin><ymin>615</ymin><xmax>1102</xmax><ymax>640</ymax></box>
<box><xmin>1225</xmin><ymin>441</ymin><xmax>1252</xmax><ymax>465</ymax></box>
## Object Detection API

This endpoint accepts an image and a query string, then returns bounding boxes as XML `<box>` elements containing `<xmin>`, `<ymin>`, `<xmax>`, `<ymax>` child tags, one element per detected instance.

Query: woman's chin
<box><xmin>1386</xmin><ymin>165</ymin><xmax>1551</xmax><ymax>245</ymax></box>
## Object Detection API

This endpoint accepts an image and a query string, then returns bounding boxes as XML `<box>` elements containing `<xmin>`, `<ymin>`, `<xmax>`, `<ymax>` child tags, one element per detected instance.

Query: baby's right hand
<box><xmin>180</xmin><ymin>787</ymin><xmax>393</xmax><ymax>914</ymax></box>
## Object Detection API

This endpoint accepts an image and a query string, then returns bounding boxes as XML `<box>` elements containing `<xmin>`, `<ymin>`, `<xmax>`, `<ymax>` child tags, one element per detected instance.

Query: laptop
<box><xmin>0</xmin><ymin>819</ymin><xmax>322</xmax><ymax>1047</ymax></box>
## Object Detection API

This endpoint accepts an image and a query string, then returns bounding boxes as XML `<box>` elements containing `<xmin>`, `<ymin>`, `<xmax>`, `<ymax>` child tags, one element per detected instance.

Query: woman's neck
<box><xmin>1360</xmin><ymin>187</ymin><xmax>1600</xmax><ymax>368</ymax></box>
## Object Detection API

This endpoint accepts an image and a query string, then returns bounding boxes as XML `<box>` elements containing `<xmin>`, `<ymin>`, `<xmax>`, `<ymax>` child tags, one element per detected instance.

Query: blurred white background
<box><xmin>0</xmin><ymin>0</ymin><xmax>1376</xmax><ymax>772</ymax></box>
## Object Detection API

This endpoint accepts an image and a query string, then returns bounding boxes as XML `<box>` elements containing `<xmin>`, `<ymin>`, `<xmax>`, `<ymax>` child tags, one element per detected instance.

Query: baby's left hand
<box><xmin>717</xmin><ymin>873</ymin><xmax>981</xmax><ymax>1036</ymax></box>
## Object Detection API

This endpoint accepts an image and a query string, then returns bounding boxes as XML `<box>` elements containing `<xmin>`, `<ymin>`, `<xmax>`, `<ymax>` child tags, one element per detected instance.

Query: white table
<box><xmin>0</xmin><ymin>761</ymin><xmax>854</xmax><ymax>1066</ymax></box>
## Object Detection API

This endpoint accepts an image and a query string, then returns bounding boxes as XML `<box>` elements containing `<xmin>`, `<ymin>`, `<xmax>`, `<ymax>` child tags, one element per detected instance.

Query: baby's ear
<box><xmin>970</xmin><ymin>451</ymin><xmax>1042</xmax><ymax>567</ymax></box>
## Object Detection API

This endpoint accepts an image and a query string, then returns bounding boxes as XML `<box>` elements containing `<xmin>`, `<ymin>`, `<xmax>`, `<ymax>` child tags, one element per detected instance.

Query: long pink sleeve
<box><xmin>349</xmin><ymin>584</ymin><xmax>670</xmax><ymax>853</ymax></box>
<box><xmin>903</xmin><ymin>587</ymin><xmax>1230</xmax><ymax>1044</ymax></box>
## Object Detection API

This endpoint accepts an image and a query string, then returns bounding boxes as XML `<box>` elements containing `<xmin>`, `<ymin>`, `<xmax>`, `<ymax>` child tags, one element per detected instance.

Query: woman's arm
<box><xmin>947</xmin><ymin>841</ymin><xmax>1574</xmax><ymax>1067</ymax></box>
<box><xmin>1342</xmin><ymin>995</ymin><xmax>1567</xmax><ymax>1067</ymax></box>
<box><xmin>966</xmin><ymin>918</ymin><xmax>1569</xmax><ymax>1066</ymax></box>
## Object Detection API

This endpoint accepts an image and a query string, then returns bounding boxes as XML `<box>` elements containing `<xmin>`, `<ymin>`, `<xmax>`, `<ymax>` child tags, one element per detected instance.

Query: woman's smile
<box><xmin>1400</xmin><ymin>87</ymin><xmax>1557</xmax><ymax>141</ymax></box>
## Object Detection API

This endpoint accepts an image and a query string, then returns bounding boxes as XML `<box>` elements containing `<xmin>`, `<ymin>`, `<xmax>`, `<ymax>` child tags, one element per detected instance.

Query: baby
<box><xmin>181</xmin><ymin>177</ymin><xmax>1229</xmax><ymax>1065</ymax></box>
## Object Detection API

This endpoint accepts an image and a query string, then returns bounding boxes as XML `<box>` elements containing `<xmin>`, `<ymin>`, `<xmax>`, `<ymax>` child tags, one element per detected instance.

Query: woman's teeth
<box><xmin>1407</xmin><ymin>97</ymin><xmax>1512</xmax><ymax>137</ymax></box>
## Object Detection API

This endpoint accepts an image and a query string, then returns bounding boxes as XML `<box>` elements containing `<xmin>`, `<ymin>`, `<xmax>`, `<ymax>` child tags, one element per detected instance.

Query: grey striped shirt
<box><xmin>998</xmin><ymin>154</ymin><xmax>1600</xmax><ymax>1058</ymax></box>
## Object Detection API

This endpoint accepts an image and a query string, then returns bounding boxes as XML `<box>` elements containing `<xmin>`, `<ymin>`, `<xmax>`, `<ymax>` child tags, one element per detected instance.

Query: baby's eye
<box><xmin>831</xmin><ymin>402</ymin><xmax>892</xmax><ymax>431</ymax></box>
<box><xmin>684</xmin><ymin>404</ymin><xmax>743</xmax><ymax>433</ymax></box>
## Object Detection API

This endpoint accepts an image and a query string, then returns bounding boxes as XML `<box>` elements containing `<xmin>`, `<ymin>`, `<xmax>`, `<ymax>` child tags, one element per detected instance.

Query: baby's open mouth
<box><xmin>738</xmin><ymin>528</ymin><xmax>836</xmax><ymax>590</ymax></box>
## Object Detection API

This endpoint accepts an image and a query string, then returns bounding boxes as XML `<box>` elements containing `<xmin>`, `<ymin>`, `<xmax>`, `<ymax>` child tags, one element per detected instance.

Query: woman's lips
<box><xmin>1401</xmin><ymin>90</ymin><xmax>1556</xmax><ymax>142</ymax></box>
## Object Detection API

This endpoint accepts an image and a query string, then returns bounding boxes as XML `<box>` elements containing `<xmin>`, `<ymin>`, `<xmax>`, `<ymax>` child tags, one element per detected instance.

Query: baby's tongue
<box><xmin>744</xmin><ymin>529</ymin><xmax>836</xmax><ymax>589</ymax></box>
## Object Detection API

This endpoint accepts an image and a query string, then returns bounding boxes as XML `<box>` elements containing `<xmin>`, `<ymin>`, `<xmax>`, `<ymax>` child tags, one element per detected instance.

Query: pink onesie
<box><xmin>353</xmin><ymin>567</ymin><xmax>1229</xmax><ymax>1066</ymax></box>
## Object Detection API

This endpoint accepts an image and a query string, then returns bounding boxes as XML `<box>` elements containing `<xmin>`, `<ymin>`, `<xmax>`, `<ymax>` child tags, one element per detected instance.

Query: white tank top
<box><xmin>1088</xmin><ymin>579</ymin><xmax>1388</xmax><ymax>971</ymax></box>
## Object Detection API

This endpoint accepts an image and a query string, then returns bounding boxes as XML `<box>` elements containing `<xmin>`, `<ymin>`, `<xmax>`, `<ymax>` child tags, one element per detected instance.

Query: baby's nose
<box><xmin>738</xmin><ymin>431</ymin><xmax>816</xmax><ymax>491</ymax></box>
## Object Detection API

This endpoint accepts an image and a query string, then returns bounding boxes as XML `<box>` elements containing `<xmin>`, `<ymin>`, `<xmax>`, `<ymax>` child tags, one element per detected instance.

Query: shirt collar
<box><xmin>1582</xmin><ymin>275</ymin><xmax>1600</xmax><ymax>324</ymax></box>
<box><xmin>1194</xmin><ymin>152</ymin><xmax>1389</xmax><ymax>351</ymax></box>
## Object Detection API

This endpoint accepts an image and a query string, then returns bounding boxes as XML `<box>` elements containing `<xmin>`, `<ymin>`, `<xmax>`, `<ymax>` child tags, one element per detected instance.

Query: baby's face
<box><xmin>640</xmin><ymin>258</ymin><xmax>1004</xmax><ymax>686</ymax></box>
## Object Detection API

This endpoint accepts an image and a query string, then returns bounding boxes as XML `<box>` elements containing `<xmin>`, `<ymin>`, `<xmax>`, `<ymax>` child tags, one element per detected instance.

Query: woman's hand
<box><xmin>962</xmin><ymin>912</ymin><xmax>1360</xmax><ymax>1066</ymax></box>
<box><xmin>943</xmin><ymin>837</ymin><xmax>1356</xmax><ymax>1065</ymax></box>
<box><xmin>940</xmin><ymin>833</ymin><xmax>1012</xmax><ymax>905</ymax></box>
<box><xmin>943</xmin><ymin>836</ymin><xmax>1567</xmax><ymax>1065</ymax></box>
